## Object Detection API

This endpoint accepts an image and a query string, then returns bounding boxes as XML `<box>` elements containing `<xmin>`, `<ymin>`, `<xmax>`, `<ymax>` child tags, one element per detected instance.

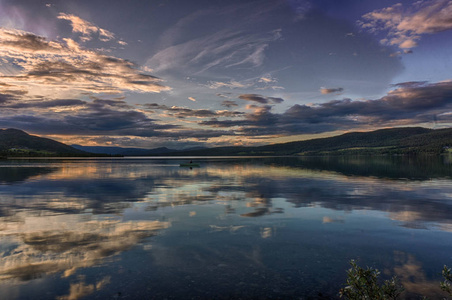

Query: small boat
<box><xmin>179</xmin><ymin>162</ymin><xmax>200</xmax><ymax>167</ymax></box>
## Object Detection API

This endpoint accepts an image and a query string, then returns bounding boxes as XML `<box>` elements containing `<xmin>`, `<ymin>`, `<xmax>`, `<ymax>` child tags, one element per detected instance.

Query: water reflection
<box><xmin>0</xmin><ymin>166</ymin><xmax>57</xmax><ymax>184</ymax></box>
<box><xmin>0</xmin><ymin>157</ymin><xmax>451</xmax><ymax>299</ymax></box>
<box><xmin>0</xmin><ymin>213</ymin><xmax>169</xmax><ymax>281</ymax></box>
<box><xmin>390</xmin><ymin>252</ymin><xmax>444</xmax><ymax>299</ymax></box>
<box><xmin>57</xmin><ymin>276</ymin><xmax>111</xmax><ymax>300</ymax></box>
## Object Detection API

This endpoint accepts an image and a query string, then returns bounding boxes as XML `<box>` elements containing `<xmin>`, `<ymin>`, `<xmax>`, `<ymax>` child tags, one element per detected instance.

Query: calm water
<box><xmin>0</xmin><ymin>156</ymin><xmax>452</xmax><ymax>299</ymax></box>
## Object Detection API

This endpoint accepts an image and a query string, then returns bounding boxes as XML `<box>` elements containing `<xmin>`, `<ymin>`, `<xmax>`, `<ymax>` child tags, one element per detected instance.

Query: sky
<box><xmin>0</xmin><ymin>0</ymin><xmax>452</xmax><ymax>149</ymax></box>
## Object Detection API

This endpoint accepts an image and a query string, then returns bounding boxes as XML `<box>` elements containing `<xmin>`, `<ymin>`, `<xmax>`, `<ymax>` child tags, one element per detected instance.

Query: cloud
<box><xmin>188</xmin><ymin>96</ymin><xmax>196</xmax><ymax>102</ymax></box>
<box><xmin>322</xmin><ymin>216</ymin><xmax>344</xmax><ymax>224</ymax></box>
<box><xmin>205</xmin><ymin>73</ymin><xmax>283</xmax><ymax>94</ymax></box>
<box><xmin>57</xmin><ymin>13</ymin><xmax>115</xmax><ymax>42</ymax></box>
<box><xmin>0</xmin><ymin>28</ymin><xmax>170</xmax><ymax>99</ymax></box>
<box><xmin>207</xmin><ymin>80</ymin><xmax>253</xmax><ymax>89</ymax></box>
<box><xmin>0</xmin><ymin>83</ymin><xmax>28</xmax><ymax>103</ymax></box>
<box><xmin>256</xmin><ymin>74</ymin><xmax>285</xmax><ymax>91</ymax></box>
<box><xmin>0</xmin><ymin>28</ymin><xmax>62</xmax><ymax>53</ymax></box>
<box><xmin>0</xmin><ymin>98</ymin><xmax>86</xmax><ymax>109</ymax></box>
<box><xmin>360</xmin><ymin>0</ymin><xmax>452</xmax><ymax>49</ymax></box>
<box><xmin>146</xmin><ymin>25</ymin><xmax>282</xmax><ymax>74</ymax></box>
<box><xmin>221</xmin><ymin>100</ymin><xmax>238</xmax><ymax>108</ymax></box>
<box><xmin>200</xmin><ymin>80</ymin><xmax>452</xmax><ymax>135</ymax></box>
<box><xmin>0</xmin><ymin>96</ymin><xmax>236</xmax><ymax>141</ymax></box>
<box><xmin>142</xmin><ymin>103</ymin><xmax>244</xmax><ymax>119</ymax></box>
<box><xmin>258</xmin><ymin>76</ymin><xmax>276</xmax><ymax>83</ymax></box>
<box><xmin>320</xmin><ymin>87</ymin><xmax>344</xmax><ymax>94</ymax></box>
<box><xmin>390</xmin><ymin>49</ymin><xmax>414</xmax><ymax>57</ymax></box>
<box><xmin>0</xmin><ymin>216</ymin><xmax>170</xmax><ymax>281</ymax></box>
<box><xmin>0</xmin><ymin>98</ymin><xmax>178</xmax><ymax>136</ymax></box>
<box><xmin>238</xmin><ymin>94</ymin><xmax>284</xmax><ymax>104</ymax></box>
<box><xmin>201</xmin><ymin>105</ymin><xmax>278</xmax><ymax>130</ymax></box>
<box><xmin>5</xmin><ymin>79</ymin><xmax>449</xmax><ymax>144</ymax></box>
<box><xmin>57</xmin><ymin>277</ymin><xmax>111</xmax><ymax>300</ymax></box>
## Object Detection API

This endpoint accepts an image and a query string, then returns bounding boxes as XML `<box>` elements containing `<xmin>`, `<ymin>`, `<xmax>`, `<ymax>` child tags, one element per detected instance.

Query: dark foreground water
<box><xmin>1</xmin><ymin>156</ymin><xmax>452</xmax><ymax>299</ymax></box>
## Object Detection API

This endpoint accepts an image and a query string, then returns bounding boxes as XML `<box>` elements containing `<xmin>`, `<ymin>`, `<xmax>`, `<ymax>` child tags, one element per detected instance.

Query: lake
<box><xmin>0</xmin><ymin>156</ymin><xmax>452</xmax><ymax>299</ymax></box>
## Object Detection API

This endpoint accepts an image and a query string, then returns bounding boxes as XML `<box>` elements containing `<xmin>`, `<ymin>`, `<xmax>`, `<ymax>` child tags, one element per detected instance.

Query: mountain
<box><xmin>2</xmin><ymin>127</ymin><xmax>451</xmax><ymax>158</ymax></box>
<box><xmin>166</xmin><ymin>127</ymin><xmax>452</xmax><ymax>156</ymax></box>
<box><xmin>0</xmin><ymin>128</ymin><xmax>89</xmax><ymax>157</ymax></box>
<box><xmin>71</xmin><ymin>145</ymin><xmax>178</xmax><ymax>156</ymax></box>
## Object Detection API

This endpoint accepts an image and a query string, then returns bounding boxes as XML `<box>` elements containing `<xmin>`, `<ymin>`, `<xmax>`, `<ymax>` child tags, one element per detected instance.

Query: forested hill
<box><xmin>169</xmin><ymin>127</ymin><xmax>452</xmax><ymax>156</ymax></box>
<box><xmin>0</xmin><ymin>128</ymin><xmax>89</xmax><ymax>157</ymax></box>
<box><xmin>2</xmin><ymin>127</ymin><xmax>452</xmax><ymax>157</ymax></box>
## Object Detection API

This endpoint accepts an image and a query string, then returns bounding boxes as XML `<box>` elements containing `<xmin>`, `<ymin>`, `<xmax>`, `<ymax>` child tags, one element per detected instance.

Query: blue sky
<box><xmin>0</xmin><ymin>0</ymin><xmax>451</xmax><ymax>148</ymax></box>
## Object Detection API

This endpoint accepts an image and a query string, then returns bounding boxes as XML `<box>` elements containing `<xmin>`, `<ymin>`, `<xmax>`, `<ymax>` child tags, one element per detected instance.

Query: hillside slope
<box><xmin>0</xmin><ymin>128</ymin><xmax>88</xmax><ymax>156</ymax></box>
<box><xmin>168</xmin><ymin>127</ymin><xmax>452</xmax><ymax>156</ymax></box>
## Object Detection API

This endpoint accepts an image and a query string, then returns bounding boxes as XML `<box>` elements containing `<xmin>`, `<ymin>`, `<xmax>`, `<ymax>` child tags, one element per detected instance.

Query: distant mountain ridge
<box><xmin>166</xmin><ymin>127</ymin><xmax>452</xmax><ymax>156</ymax></box>
<box><xmin>1</xmin><ymin>127</ymin><xmax>452</xmax><ymax>157</ymax></box>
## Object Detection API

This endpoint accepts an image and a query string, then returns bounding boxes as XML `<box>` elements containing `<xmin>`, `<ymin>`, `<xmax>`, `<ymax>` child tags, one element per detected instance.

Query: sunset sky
<box><xmin>1</xmin><ymin>0</ymin><xmax>452</xmax><ymax>149</ymax></box>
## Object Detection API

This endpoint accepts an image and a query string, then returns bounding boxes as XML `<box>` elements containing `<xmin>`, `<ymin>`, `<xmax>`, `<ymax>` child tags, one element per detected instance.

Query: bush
<box><xmin>441</xmin><ymin>265</ymin><xmax>452</xmax><ymax>297</ymax></box>
<box><xmin>340</xmin><ymin>260</ymin><xmax>452</xmax><ymax>299</ymax></box>
<box><xmin>339</xmin><ymin>260</ymin><xmax>404</xmax><ymax>300</ymax></box>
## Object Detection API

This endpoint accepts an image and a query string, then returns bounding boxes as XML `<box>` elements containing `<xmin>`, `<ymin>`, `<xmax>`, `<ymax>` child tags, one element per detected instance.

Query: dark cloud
<box><xmin>0</xmin><ymin>29</ymin><xmax>61</xmax><ymax>52</ymax></box>
<box><xmin>0</xmin><ymin>101</ymin><xmax>175</xmax><ymax>136</ymax></box>
<box><xmin>1</xmin><ymin>99</ymin><xmax>85</xmax><ymax>109</ymax></box>
<box><xmin>142</xmin><ymin>103</ymin><xmax>244</xmax><ymax>119</ymax></box>
<box><xmin>0</xmin><ymin>102</ymin><xmax>236</xmax><ymax>139</ymax></box>
<box><xmin>221</xmin><ymin>100</ymin><xmax>238</xmax><ymax>108</ymax></box>
<box><xmin>320</xmin><ymin>87</ymin><xmax>344</xmax><ymax>94</ymax></box>
<box><xmin>0</xmin><ymin>83</ymin><xmax>29</xmax><ymax>103</ymax></box>
<box><xmin>200</xmin><ymin>105</ymin><xmax>279</xmax><ymax>132</ymax></box>
<box><xmin>0</xmin><ymin>97</ymin><xmax>132</xmax><ymax>110</ymax></box>
<box><xmin>238</xmin><ymin>94</ymin><xmax>284</xmax><ymax>104</ymax></box>
<box><xmin>63</xmin><ymin>108</ymin><xmax>158</xmax><ymax>132</ymax></box>
<box><xmin>391</xmin><ymin>81</ymin><xmax>428</xmax><ymax>88</ymax></box>
<box><xmin>0</xmin><ymin>93</ymin><xmax>19</xmax><ymax>104</ymax></box>
<box><xmin>91</xmin><ymin>99</ymin><xmax>131</xmax><ymax>109</ymax></box>
<box><xmin>201</xmin><ymin>81</ymin><xmax>452</xmax><ymax>135</ymax></box>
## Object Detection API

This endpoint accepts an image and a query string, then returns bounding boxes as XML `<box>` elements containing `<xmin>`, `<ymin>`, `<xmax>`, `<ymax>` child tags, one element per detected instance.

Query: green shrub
<box><xmin>340</xmin><ymin>261</ymin><xmax>452</xmax><ymax>299</ymax></box>
<box><xmin>441</xmin><ymin>265</ymin><xmax>452</xmax><ymax>297</ymax></box>
<box><xmin>339</xmin><ymin>260</ymin><xmax>404</xmax><ymax>300</ymax></box>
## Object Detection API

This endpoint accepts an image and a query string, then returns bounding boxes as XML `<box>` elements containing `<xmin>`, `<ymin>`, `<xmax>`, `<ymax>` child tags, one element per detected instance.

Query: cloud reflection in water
<box><xmin>0</xmin><ymin>157</ymin><xmax>451</xmax><ymax>298</ymax></box>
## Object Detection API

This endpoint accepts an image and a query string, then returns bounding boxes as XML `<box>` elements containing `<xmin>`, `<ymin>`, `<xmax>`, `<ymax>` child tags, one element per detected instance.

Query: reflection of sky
<box><xmin>0</xmin><ymin>157</ymin><xmax>452</xmax><ymax>298</ymax></box>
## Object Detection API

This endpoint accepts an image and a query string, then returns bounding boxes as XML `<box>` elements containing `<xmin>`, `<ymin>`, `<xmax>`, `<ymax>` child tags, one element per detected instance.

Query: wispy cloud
<box><xmin>58</xmin><ymin>13</ymin><xmax>115</xmax><ymax>42</ymax></box>
<box><xmin>360</xmin><ymin>0</ymin><xmax>452</xmax><ymax>49</ymax></box>
<box><xmin>146</xmin><ymin>29</ymin><xmax>282</xmax><ymax>74</ymax></box>
<box><xmin>207</xmin><ymin>80</ymin><xmax>253</xmax><ymax>90</ymax></box>
<box><xmin>257</xmin><ymin>74</ymin><xmax>285</xmax><ymax>90</ymax></box>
